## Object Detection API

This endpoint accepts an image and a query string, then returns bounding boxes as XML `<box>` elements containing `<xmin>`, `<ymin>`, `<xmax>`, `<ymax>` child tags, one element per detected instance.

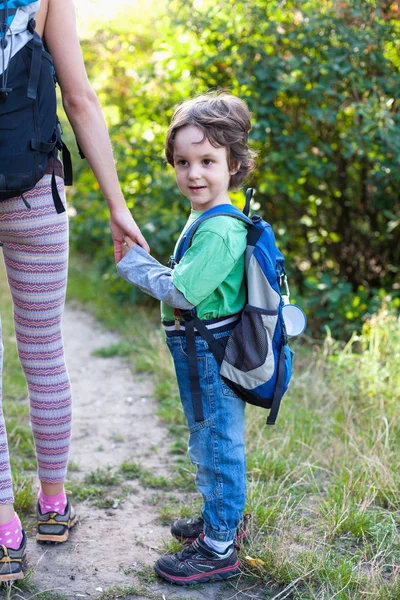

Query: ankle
<box><xmin>0</xmin><ymin>513</ymin><xmax>23</xmax><ymax>550</ymax></box>
<box><xmin>40</xmin><ymin>482</ymin><xmax>65</xmax><ymax>497</ymax></box>
<box><xmin>0</xmin><ymin>504</ymin><xmax>16</xmax><ymax>525</ymax></box>
<box><xmin>203</xmin><ymin>535</ymin><xmax>233</xmax><ymax>554</ymax></box>
<box><xmin>38</xmin><ymin>489</ymin><xmax>67</xmax><ymax>515</ymax></box>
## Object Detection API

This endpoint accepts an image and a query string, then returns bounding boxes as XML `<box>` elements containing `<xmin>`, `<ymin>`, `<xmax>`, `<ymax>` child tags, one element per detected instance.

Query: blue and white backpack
<box><xmin>0</xmin><ymin>0</ymin><xmax>72</xmax><ymax>210</ymax></box>
<box><xmin>174</xmin><ymin>189</ymin><xmax>294</xmax><ymax>425</ymax></box>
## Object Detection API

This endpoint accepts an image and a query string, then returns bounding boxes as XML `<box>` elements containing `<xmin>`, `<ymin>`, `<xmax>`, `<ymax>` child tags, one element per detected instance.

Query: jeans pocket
<box><xmin>178</xmin><ymin>335</ymin><xmax>208</xmax><ymax>359</ymax></box>
<box><xmin>221</xmin><ymin>378</ymin><xmax>237</xmax><ymax>397</ymax></box>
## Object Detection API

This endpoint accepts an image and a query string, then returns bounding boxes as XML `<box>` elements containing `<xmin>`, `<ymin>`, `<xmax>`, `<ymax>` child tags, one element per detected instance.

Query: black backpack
<box><xmin>0</xmin><ymin>1</ymin><xmax>72</xmax><ymax>211</ymax></box>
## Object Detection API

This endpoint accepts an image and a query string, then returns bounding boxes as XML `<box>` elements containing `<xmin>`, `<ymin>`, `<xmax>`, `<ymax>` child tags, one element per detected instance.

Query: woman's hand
<box><xmin>110</xmin><ymin>206</ymin><xmax>149</xmax><ymax>263</ymax></box>
<box><xmin>122</xmin><ymin>235</ymin><xmax>136</xmax><ymax>257</ymax></box>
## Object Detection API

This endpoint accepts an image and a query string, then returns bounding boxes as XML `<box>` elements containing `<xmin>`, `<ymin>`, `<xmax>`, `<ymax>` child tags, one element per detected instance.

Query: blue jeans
<box><xmin>166</xmin><ymin>329</ymin><xmax>246</xmax><ymax>542</ymax></box>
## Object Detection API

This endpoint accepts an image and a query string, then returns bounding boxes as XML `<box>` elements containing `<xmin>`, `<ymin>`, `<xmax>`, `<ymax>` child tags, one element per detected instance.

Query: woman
<box><xmin>0</xmin><ymin>0</ymin><xmax>148</xmax><ymax>581</ymax></box>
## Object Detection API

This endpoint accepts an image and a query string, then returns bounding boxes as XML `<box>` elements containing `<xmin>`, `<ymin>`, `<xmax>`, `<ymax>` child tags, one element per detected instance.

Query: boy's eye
<box><xmin>177</xmin><ymin>160</ymin><xmax>188</xmax><ymax>166</ymax></box>
<box><xmin>202</xmin><ymin>159</ymin><xmax>213</xmax><ymax>166</ymax></box>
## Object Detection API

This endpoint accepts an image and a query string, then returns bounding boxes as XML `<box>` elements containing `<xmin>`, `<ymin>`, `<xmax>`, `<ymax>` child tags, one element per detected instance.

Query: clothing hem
<box><xmin>203</xmin><ymin>524</ymin><xmax>236</xmax><ymax>543</ymax></box>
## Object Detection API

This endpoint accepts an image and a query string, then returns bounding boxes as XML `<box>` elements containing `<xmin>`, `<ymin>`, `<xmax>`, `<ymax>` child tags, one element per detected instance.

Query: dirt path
<box><xmin>8</xmin><ymin>304</ymin><xmax>264</xmax><ymax>600</ymax></box>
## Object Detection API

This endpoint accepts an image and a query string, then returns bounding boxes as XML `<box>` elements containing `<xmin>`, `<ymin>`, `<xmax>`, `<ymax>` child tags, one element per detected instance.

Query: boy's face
<box><xmin>173</xmin><ymin>125</ymin><xmax>237</xmax><ymax>212</ymax></box>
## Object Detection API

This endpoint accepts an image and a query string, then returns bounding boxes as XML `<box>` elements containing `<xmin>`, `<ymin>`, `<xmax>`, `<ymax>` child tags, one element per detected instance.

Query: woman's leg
<box><xmin>0</xmin><ymin>317</ymin><xmax>16</xmax><ymax>516</ymax></box>
<box><xmin>0</xmin><ymin>176</ymin><xmax>71</xmax><ymax>495</ymax></box>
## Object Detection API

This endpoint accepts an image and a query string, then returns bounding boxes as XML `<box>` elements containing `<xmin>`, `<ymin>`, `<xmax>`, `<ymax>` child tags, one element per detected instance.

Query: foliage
<box><xmin>66</xmin><ymin>0</ymin><xmax>400</xmax><ymax>338</ymax></box>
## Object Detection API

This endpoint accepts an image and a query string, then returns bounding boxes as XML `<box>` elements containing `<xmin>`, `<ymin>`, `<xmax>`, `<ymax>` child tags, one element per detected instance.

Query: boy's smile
<box><xmin>173</xmin><ymin>125</ymin><xmax>238</xmax><ymax>212</ymax></box>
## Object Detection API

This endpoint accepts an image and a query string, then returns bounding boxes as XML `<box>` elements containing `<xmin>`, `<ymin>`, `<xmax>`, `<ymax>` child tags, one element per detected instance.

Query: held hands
<box><xmin>109</xmin><ymin>206</ymin><xmax>150</xmax><ymax>263</ymax></box>
<box><xmin>122</xmin><ymin>235</ymin><xmax>136</xmax><ymax>257</ymax></box>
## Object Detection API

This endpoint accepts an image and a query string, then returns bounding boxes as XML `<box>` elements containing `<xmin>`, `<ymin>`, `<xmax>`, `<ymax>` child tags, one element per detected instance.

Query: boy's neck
<box><xmin>190</xmin><ymin>198</ymin><xmax>233</xmax><ymax>214</ymax></box>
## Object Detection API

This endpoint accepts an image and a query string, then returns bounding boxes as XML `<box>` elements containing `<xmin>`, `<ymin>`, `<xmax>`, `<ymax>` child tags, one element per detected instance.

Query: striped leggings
<box><xmin>0</xmin><ymin>176</ymin><xmax>71</xmax><ymax>504</ymax></box>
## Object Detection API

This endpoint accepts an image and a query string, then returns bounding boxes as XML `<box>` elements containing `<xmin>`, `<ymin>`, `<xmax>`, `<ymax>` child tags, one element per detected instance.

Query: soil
<box><xmin>3</xmin><ymin>305</ymin><xmax>266</xmax><ymax>600</ymax></box>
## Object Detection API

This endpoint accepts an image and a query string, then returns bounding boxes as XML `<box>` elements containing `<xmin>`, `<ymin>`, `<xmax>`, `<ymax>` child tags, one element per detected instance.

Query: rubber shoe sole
<box><xmin>154</xmin><ymin>561</ymin><xmax>241</xmax><ymax>585</ymax></box>
<box><xmin>154</xmin><ymin>534</ymin><xmax>241</xmax><ymax>585</ymax></box>
<box><xmin>36</xmin><ymin>500</ymin><xmax>77</xmax><ymax>543</ymax></box>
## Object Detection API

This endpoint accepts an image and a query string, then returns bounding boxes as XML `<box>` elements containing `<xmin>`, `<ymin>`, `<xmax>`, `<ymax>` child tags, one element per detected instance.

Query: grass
<box><xmin>66</xmin><ymin>256</ymin><xmax>400</xmax><ymax>598</ymax></box>
<box><xmin>96</xmin><ymin>584</ymin><xmax>154</xmax><ymax>600</ymax></box>
<box><xmin>65</xmin><ymin>465</ymin><xmax>140</xmax><ymax>509</ymax></box>
<box><xmin>119</xmin><ymin>459</ymin><xmax>195</xmax><ymax>492</ymax></box>
<box><xmin>0</xmin><ymin>569</ymin><xmax>69</xmax><ymax>600</ymax></box>
<box><xmin>67</xmin><ymin>256</ymin><xmax>400</xmax><ymax>598</ymax></box>
<box><xmin>1</xmin><ymin>253</ymin><xmax>399</xmax><ymax>599</ymax></box>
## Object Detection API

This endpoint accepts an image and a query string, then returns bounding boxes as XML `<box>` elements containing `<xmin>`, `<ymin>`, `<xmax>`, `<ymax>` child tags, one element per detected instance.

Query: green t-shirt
<box><xmin>161</xmin><ymin>210</ymin><xmax>247</xmax><ymax>321</ymax></box>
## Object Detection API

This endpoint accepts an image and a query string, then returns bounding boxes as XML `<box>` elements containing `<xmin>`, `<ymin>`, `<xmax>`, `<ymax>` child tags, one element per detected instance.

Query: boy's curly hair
<box><xmin>165</xmin><ymin>92</ymin><xmax>257</xmax><ymax>190</ymax></box>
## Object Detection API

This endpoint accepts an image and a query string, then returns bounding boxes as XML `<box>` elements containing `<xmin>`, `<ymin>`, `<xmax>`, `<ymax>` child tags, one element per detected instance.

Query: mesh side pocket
<box><xmin>223</xmin><ymin>306</ymin><xmax>269</xmax><ymax>372</ymax></box>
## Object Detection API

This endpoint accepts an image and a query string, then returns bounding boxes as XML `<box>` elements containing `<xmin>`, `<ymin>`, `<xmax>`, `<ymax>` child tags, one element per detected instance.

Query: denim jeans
<box><xmin>166</xmin><ymin>329</ymin><xmax>246</xmax><ymax>542</ymax></box>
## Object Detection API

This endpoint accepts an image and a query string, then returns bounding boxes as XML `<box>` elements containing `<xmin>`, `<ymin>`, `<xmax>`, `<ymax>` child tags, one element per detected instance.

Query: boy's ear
<box><xmin>229</xmin><ymin>161</ymin><xmax>241</xmax><ymax>175</ymax></box>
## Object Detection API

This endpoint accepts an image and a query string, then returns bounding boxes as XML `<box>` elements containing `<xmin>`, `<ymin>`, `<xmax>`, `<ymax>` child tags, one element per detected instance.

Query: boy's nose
<box><xmin>188</xmin><ymin>166</ymin><xmax>201</xmax><ymax>180</ymax></box>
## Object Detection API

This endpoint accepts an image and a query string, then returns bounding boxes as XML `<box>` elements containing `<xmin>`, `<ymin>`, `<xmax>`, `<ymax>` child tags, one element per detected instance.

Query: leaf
<box><xmin>244</xmin><ymin>555</ymin><xmax>265</xmax><ymax>567</ymax></box>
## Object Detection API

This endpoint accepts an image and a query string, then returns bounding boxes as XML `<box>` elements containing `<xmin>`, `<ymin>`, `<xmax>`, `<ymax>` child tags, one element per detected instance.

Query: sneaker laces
<box><xmin>176</xmin><ymin>539</ymin><xmax>201</xmax><ymax>560</ymax></box>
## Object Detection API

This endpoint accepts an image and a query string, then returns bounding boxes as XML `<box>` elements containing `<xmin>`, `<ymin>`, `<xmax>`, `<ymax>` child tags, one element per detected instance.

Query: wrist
<box><xmin>107</xmin><ymin>193</ymin><xmax>128</xmax><ymax>213</ymax></box>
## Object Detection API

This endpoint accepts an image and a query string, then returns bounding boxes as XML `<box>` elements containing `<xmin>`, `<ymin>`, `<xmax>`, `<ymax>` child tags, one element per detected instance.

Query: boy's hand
<box><xmin>110</xmin><ymin>208</ymin><xmax>150</xmax><ymax>263</ymax></box>
<box><xmin>122</xmin><ymin>236</ymin><xmax>136</xmax><ymax>257</ymax></box>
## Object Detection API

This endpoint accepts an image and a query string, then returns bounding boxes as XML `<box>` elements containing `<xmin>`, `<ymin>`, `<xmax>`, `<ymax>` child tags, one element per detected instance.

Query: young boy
<box><xmin>117</xmin><ymin>92</ymin><xmax>256</xmax><ymax>585</ymax></box>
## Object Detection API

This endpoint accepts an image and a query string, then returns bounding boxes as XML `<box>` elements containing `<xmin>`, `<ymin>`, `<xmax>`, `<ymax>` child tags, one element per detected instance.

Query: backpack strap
<box><xmin>53</xmin><ymin>119</ymin><xmax>73</xmax><ymax>186</ymax></box>
<box><xmin>243</xmin><ymin>187</ymin><xmax>254</xmax><ymax>217</ymax></box>
<box><xmin>50</xmin><ymin>164</ymin><xmax>65</xmax><ymax>214</ymax></box>
<box><xmin>27</xmin><ymin>29</ymin><xmax>41</xmax><ymax>99</ymax></box>
<box><xmin>0</xmin><ymin>1</ymin><xmax>12</xmax><ymax>97</ymax></box>
<box><xmin>183</xmin><ymin>316</ymin><xmax>204</xmax><ymax>422</ymax></box>
<box><xmin>175</xmin><ymin>203</ymin><xmax>253</xmax><ymax>263</ymax></box>
<box><xmin>266</xmin><ymin>344</ymin><xmax>287</xmax><ymax>425</ymax></box>
<box><xmin>178</xmin><ymin>308</ymin><xmax>227</xmax><ymax>422</ymax></box>
<box><xmin>60</xmin><ymin>142</ymin><xmax>73</xmax><ymax>186</ymax></box>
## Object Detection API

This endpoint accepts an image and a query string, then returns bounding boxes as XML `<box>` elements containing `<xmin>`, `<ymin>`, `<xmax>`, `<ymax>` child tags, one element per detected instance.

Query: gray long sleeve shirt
<box><xmin>116</xmin><ymin>245</ymin><xmax>193</xmax><ymax>310</ymax></box>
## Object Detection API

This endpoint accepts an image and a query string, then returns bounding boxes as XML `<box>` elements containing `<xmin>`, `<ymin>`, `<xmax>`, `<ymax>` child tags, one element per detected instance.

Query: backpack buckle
<box><xmin>167</xmin><ymin>255</ymin><xmax>176</xmax><ymax>269</ymax></box>
<box><xmin>176</xmin><ymin>308</ymin><xmax>196</xmax><ymax>322</ymax></box>
<box><xmin>0</xmin><ymin>89</ymin><xmax>12</xmax><ymax>102</ymax></box>
<box><xmin>27</xmin><ymin>18</ymin><xmax>36</xmax><ymax>34</ymax></box>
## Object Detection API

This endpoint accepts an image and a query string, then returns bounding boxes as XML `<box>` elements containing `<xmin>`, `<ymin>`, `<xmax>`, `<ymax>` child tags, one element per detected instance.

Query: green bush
<box><xmin>67</xmin><ymin>0</ymin><xmax>400</xmax><ymax>338</ymax></box>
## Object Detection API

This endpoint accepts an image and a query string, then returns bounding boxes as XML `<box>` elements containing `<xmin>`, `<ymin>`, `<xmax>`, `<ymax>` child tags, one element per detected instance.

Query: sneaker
<box><xmin>171</xmin><ymin>513</ymin><xmax>250</xmax><ymax>544</ymax></box>
<box><xmin>154</xmin><ymin>534</ymin><xmax>240</xmax><ymax>585</ymax></box>
<box><xmin>0</xmin><ymin>531</ymin><xmax>27</xmax><ymax>582</ymax></box>
<box><xmin>36</xmin><ymin>499</ymin><xmax>77</xmax><ymax>543</ymax></box>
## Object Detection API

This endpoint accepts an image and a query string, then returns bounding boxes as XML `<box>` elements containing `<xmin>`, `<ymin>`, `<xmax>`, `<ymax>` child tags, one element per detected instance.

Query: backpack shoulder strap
<box><xmin>175</xmin><ymin>203</ymin><xmax>253</xmax><ymax>263</ymax></box>
<box><xmin>243</xmin><ymin>187</ymin><xmax>253</xmax><ymax>217</ymax></box>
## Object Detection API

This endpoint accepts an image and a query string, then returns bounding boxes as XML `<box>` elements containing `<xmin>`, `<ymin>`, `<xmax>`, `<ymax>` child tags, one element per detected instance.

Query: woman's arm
<box><xmin>42</xmin><ymin>0</ymin><xmax>149</xmax><ymax>260</ymax></box>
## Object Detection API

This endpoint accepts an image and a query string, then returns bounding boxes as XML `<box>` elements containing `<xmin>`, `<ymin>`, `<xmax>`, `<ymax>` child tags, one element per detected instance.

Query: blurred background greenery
<box><xmin>66</xmin><ymin>0</ymin><xmax>400</xmax><ymax>339</ymax></box>
<box><xmin>1</xmin><ymin>3</ymin><xmax>399</xmax><ymax>596</ymax></box>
